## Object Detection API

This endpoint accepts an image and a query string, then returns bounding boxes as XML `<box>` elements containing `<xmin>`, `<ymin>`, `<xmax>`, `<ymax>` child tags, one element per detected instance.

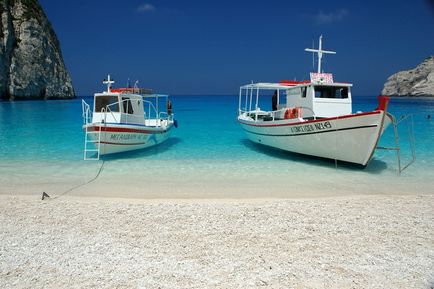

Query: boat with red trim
<box><xmin>81</xmin><ymin>75</ymin><xmax>177</xmax><ymax>159</ymax></box>
<box><xmin>237</xmin><ymin>36</ymin><xmax>393</xmax><ymax>167</ymax></box>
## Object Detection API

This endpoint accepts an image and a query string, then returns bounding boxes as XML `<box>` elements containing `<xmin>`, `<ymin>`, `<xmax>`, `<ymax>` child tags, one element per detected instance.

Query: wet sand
<box><xmin>0</xmin><ymin>194</ymin><xmax>433</xmax><ymax>288</ymax></box>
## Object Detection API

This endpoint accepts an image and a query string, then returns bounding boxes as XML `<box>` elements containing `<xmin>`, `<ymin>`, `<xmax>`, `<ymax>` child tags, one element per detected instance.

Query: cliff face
<box><xmin>0</xmin><ymin>0</ymin><xmax>74</xmax><ymax>100</ymax></box>
<box><xmin>382</xmin><ymin>56</ymin><xmax>434</xmax><ymax>97</ymax></box>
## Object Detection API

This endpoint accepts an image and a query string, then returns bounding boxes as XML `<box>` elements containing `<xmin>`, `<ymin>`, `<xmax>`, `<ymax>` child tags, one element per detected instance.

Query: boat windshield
<box><xmin>314</xmin><ymin>86</ymin><xmax>349</xmax><ymax>99</ymax></box>
<box><xmin>95</xmin><ymin>95</ymin><xmax>120</xmax><ymax>112</ymax></box>
<box><xmin>121</xmin><ymin>97</ymin><xmax>134</xmax><ymax>114</ymax></box>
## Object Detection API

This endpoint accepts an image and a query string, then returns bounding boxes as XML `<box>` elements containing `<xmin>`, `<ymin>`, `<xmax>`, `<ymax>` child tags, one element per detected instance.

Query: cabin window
<box><xmin>301</xmin><ymin>87</ymin><xmax>307</xmax><ymax>98</ymax></box>
<box><xmin>122</xmin><ymin>97</ymin><xmax>134</xmax><ymax>114</ymax></box>
<box><xmin>314</xmin><ymin>86</ymin><xmax>349</xmax><ymax>99</ymax></box>
<box><xmin>95</xmin><ymin>95</ymin><xmax>119</xmax><ymax>112</ymax></box>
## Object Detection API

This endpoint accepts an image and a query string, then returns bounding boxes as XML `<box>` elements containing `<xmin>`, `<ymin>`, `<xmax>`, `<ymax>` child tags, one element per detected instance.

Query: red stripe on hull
<box><xmin>87</xmin><ymin>126</ymin><xmax>166</xmax><ymax>134</ymax></box>
<box><xmin>99</xmin><ymin>141</ymin><xmax>147</xmax><ymax>146</ymax></box>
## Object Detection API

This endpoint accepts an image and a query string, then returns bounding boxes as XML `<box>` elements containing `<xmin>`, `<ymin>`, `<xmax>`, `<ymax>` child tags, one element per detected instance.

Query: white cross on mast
<box><xmin>103</xmin><ymin>74</ymin><xmax>115</xmax><ymax>93</ymax></box>
<box><xmin>305</xmin><ymin>35</ymin><xmax>336</xmax><ymax>73</ymax></box>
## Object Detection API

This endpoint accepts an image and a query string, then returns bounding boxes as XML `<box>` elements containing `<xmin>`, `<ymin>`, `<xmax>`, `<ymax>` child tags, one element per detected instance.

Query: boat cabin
<box><xmin>239</xmin><ymin>74</ymin><xmax>352</xmax><ymax>121</ymax></box>
<box><xmin>86</xmin><ymin>75</ymin><xmax>171</xmax><ymax>127</ymax></box>
<box><xmin>92</xmin><ymin>92</ymin><xmax>146</xmax><ymax>124</ymax></box>
<box><xmin>281</xmin><ymin>76</ymin><xmax>353</xmax><ymax>118</ymax></box>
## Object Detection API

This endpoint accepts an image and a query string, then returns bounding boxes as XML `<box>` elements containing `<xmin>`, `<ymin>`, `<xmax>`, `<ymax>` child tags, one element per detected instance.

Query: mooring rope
<box><xmin>52</xmin><ymin>160</ymin><xmax>105</xmax><ymax>199</ymax></box>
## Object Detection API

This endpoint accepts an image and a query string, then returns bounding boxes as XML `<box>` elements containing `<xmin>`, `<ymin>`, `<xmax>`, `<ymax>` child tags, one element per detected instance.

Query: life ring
<box><xmin>284</xmin><ymin>107</ymin><xmax>302</xmax><ymax>119</ymax></box>
<box><xmin>293</xmin><ymin>107</ymin><xmax>302</xmax><ymax>118</ymax></box>
<box><xmin>284</xmin><ymin>108</ymin><xmax>293</xmax><ymax>119</ymax></box>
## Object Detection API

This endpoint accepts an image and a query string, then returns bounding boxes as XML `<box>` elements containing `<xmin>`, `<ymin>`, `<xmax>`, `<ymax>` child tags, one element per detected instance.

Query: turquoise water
<box><xmin>1</xmin><ymin>95</ymin><xmax>433</xmax><ymax>197</ymax></box>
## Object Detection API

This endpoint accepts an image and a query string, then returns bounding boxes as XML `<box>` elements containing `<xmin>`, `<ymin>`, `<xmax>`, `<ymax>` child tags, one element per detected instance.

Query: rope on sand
<box><xmin>49</xmin><ymin>160</ymin><xmax>105</xmax><ymax>200</ymax></box>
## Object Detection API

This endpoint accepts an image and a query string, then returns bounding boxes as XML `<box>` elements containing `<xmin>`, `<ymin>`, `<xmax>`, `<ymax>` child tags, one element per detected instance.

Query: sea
<box><xmin>0</xmin><ymin>95</ymin><xmax>433</xmax><ymax>198</ymax></box>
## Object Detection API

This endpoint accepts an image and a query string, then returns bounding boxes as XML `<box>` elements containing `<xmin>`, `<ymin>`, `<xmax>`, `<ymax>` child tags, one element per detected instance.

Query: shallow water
<box><xmin>0</xmin><ymin>95</ymin><xmax>433</xmax><ymax>197</ymax></box>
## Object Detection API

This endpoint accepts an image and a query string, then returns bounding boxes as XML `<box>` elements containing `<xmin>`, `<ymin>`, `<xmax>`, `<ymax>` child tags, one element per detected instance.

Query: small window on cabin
<box><xmin>314</xmin><ymin>86</ymin><xmax>349</xmax><ymax>99</ymax></box>
<box><xmin>95</xmin><ymin>95</ymin><xmax>119</xmax><ymax>112</ymax></box>
<box><xmin>122</xmin><ymin>97</ymin><xmax>134</xmax><ymax>114</ymax></box>
<box><xmin>337</xmin><ymin>87</ymin><xmax>349</xmax><ymax>99</ymax></box>
<box><xmin>301</xmin><ymin>87</ymin><xmax>307</xmax><ymax>98</ymax></box>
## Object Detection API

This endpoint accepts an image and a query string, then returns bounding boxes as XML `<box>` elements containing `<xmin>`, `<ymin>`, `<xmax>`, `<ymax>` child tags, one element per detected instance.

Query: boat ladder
<box><xmin>84</xmin><ymin>124</ymin><xmax>101</xmax><ymax>160</ymax></box>
<box><xmin>376</xmin><ymin>113</ymin><xmax>416</xmax><ymax>175</ymax></box>
<box><xmin>82</xmin><ymin>99</ymin><xmax>102</xmax><ymax>161</ymax></box>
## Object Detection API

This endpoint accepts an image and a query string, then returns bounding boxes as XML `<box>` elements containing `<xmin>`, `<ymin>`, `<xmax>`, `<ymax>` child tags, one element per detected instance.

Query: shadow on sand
<box><xmin>240</xmin><ymin>139</ymin><xmax>389</xmax><ymax>173</ymax></box>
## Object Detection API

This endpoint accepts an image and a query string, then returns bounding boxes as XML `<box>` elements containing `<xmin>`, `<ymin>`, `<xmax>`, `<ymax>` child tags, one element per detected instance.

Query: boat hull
<box><xmin>84</xmin><ymin>123</ymin><xmax>174</xmax><ymax>155</ymax></box>
<box><xmin>238</xmin><ymin>111</ymin><xmax>390</xmax><ymax>166</ymax></box>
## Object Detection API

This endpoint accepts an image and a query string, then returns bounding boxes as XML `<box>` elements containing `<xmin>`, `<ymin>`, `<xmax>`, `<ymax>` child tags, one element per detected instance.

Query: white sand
<box><xmin>0</xmin><ymin>194</ymin><xmax>433</xmax><ymax>288</ymax></box>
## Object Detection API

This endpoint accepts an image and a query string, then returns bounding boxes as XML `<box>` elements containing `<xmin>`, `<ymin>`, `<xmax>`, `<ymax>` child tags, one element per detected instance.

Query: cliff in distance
<box><xmin>382</xmin><ymin>56</ymin><xmax>434</xmax><ymax>97</ymax></box>
<box><xmin>0</xmin><ymin>0</ymin><xmax>74</xmax><ymax>100</ymax></box>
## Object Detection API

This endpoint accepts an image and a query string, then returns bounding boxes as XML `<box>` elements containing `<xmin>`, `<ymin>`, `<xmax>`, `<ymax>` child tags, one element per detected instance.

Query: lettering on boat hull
<box><xmin>109</xmin><ymin>133</ymin><xmax>148</xmax><ymax>141</ymax></box>
<box><xmin>290</xmin><ymin>121</ymin><xmax>332</xmax><ymax>133</ymax></box>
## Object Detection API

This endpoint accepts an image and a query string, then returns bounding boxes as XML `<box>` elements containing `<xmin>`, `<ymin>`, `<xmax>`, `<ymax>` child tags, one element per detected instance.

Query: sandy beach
<box><xmin>1</xmin><ymin>194</ymin><xmax>433</xmax><ymax>289</ymax></box>
<box><xmin>1</xmin><ymin>0</ymin><xmax>433</xmax><ymax>288</ymax></box>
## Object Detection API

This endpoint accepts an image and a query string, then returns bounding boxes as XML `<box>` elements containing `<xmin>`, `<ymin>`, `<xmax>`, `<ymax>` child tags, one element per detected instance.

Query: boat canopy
<box><xmin>240</xmin><ymin>82</ymin><xmax>303</xmax><ymax>90</ymax></box>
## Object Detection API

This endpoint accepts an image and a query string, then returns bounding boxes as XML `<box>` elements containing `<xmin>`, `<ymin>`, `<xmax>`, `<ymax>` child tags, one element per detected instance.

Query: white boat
<box><xmin>237</xmin><ymin>36</ymin><xmax>393</xmax><ymax>167</ymax></box>
<box><xmin>81</xmin><ymin>75</ymin><xmax>177</xmax><ymax>159</ymax></box>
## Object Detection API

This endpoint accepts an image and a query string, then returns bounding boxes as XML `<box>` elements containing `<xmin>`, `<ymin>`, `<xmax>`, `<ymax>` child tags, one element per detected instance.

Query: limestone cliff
<box><xmin>0</xmin><ymin>0</ymin><xmax>74</xmax><ymax>100</ymax></box>
<box><xmin>382</xmin><ymin>56</ymin><xmax>434</xmax><ymax>97</ymax></box>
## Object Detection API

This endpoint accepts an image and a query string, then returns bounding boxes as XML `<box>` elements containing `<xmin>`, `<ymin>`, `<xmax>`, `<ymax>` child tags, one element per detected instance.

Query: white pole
<box><xmin>245</xmin><ymin>88</ymin><xmax>248</xmax><ymax>112</ymax></box>
<box><xmin>255</xmin><ymin>87</ymin><xmax>259</xmax><ymax>121</ymax></box>
<box><xmin>318</xmin><ymin>35</ymin><xmax>322</xmax><ymax>73</ymax></box>
<box><xmin>255</xmin><ymin>87</ymin><xmax>259</xmax><ymax>110</ymax></box>
<box><xmin>277</xmin><ymin>89</ymin><xmax>280</xmax><ymax>106</ymax></box>
<box><xmin>238</xmin><ymin>87</ymin><xmax>242</xmax><ymax>115</ymax></box>
<box><xmin>305</xmin><ymin>35</ymin><xmax>336</xmax><ymax>74</ymax></box>
<box><xmin>249</xmin><ymin>87</ymin><xmax>253</xmax><ymax>112</ymax></box>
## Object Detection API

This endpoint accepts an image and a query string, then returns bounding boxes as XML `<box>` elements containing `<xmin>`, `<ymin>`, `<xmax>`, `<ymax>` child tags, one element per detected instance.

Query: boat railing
<box><xmin>103</xmin><ymin>100</ymin><xmax>145</xmax><ymax>125</ymax></box>
<box><xmin>158</xmin><ymin>111</ymin><xmax>172</xmax><ymax>121</ymax></box>
<box><xmin>143</xmin><ymin>99</ymin><xmax>160</xmax><ymax>122</ymax></box>
<box><xmin>119</xmin><ymin>98</ymin><xmax>146</xmax><ymax>124</ymax></box>
<box><xmin>81</xmin><ymin>99</ymin><xmax>92</xmax><ymax>124</ymax></box>
<box><xmin>241</xmin><ymin>106</ymin><xmax>317</xmax><ymax>121</ymax></box>
<box><xmin>113</xmin><ymin>98</ymin><xmax>167</xmax><ymax>126</ymax></box>
<box><xmin>269</xmin><ymin>108</ymin><xmax>286</xmax><ymax>121</ymax></box>
<box><xmin>105</xmin><ymin>102</ymin><xmax>121</xmax><ymax>123</ymax></box>
<box><xmin>238</xmin><ymin>108</ymin><xmax>250</xmax><ymax>116</ymax></box>
<box><xmin>300</xmin><ymin>106</ymin><xmax>317</xmax><ymax>120</ymax></box>
<box><xmin>101</xmin><ymin>107</ymin><xmax>107</xmax><ymax>123</ymax></box>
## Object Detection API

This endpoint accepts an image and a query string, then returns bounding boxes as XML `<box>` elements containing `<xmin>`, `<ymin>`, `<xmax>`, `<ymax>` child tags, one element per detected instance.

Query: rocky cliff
<box><xmin>382</xmin><ymin>56</ymin><xmax>434</xmax><ymax>97</ymax></box>
<box><xmin>0</xmin><ymin>0</ymin><xmax>74</xmax><ymax>100</ymax></box>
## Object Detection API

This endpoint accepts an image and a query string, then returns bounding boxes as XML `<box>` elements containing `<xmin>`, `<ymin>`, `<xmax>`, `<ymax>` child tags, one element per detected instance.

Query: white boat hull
<box><xmin>84</xmin><ymin>123</ymin><xmax>174</xmax><ymax>155</ymax></box>
<box><xmin>239</xmin><ymin>111</ymin><xmax>391</xmax><ymax>166</ymax></box>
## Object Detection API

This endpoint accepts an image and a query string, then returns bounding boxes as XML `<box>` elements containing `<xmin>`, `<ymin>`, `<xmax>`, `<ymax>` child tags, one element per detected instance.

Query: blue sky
<box><xmin>39</xmin><ymin>0</ymin><xmax>434</xmax><ymax>96</ymax></box>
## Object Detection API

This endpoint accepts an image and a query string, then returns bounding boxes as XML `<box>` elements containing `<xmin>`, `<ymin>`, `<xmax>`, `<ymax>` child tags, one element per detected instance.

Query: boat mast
<box><xmin>305</xmin><ymin>35</ymin><xmax>336</xmax><ymax>73</ymax></box>
<box><xmin>103</xmin><ymin>74</ymin><xmax>115</xmax><ymax>93</ymax></box>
